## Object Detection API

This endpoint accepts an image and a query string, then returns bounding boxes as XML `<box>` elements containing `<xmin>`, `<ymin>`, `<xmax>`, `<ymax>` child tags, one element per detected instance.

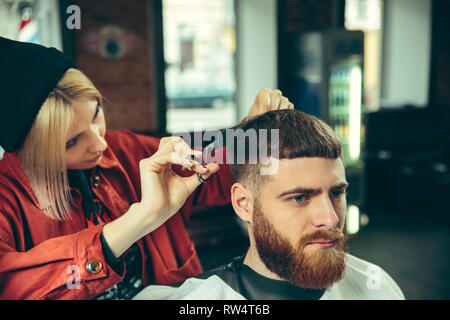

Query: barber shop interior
<box><xmin>0</xmin><ymin>0</ymin><xmax>449</xmax><ymax>301</ymax></box>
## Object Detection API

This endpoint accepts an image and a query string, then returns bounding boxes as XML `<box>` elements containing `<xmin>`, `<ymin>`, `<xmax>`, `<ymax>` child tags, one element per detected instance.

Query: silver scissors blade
<box><xmin>200</xmin><ymin>129</ymin><xmax>227</xmax><ymax>165</ymax></box>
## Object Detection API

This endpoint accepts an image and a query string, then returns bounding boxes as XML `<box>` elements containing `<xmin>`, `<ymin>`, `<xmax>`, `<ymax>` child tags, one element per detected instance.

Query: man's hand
<box><xmin>246</xmin><ymin>88</ymin><xmax>294</xmax><ymax>121</ymax></box>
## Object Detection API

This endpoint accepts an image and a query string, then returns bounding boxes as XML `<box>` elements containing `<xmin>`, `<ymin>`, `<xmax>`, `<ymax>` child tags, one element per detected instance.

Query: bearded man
<box><xmin>134</xmin><ymin>109</ymin><xmax>404</xmax><ymax>300</ymax></box>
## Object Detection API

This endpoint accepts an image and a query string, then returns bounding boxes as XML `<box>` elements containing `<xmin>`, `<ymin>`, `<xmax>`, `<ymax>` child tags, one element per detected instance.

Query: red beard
<box><xmin>253</xmin><ymin>203</ymin><xmax>348</xmax><ymax>289</ymax></box>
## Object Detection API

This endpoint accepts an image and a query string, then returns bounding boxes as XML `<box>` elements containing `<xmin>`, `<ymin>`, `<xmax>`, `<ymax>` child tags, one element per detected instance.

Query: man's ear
<box><xmin>231</xmin><ymin>182</ymin><xmax>254</xmax><ymax>224</ymax></box>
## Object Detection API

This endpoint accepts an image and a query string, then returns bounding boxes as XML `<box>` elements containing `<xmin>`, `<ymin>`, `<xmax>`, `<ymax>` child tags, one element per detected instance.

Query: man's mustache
<box><xmin>298</xmin><ymin>228</ymin><xmax>346</xmax><ymax>250</ymax></box>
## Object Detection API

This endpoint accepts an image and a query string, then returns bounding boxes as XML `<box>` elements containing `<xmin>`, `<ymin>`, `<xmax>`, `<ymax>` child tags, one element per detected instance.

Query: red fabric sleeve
<box><xmin>0</xmin><ymin>220</ymin><xmax>125</xmax><ymax>300</ymax></box>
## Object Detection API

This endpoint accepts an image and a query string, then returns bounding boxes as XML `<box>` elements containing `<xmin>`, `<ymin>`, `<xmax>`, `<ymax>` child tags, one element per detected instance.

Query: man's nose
<box><xmin>311</xmin><ymin>195</ymin><xmax>340</xmax><ymax>230</ymax></box>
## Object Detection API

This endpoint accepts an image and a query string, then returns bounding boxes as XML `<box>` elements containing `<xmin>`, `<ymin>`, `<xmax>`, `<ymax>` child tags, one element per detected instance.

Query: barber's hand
<box><xmin>138</xmin><ymin>136</ymin><xmax>219</xmax><ymax>226</ymax></box>
<box><xmin>246</xmin><ymin>88</ymin><xmax>294</xmax><ymax>121</ymax></box>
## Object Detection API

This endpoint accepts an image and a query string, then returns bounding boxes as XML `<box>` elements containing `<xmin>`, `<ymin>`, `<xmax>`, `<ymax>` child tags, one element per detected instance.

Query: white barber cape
<box><xmin>133</xmin><ymin>254</ymin><xmax>405</xmax><ymax>300</ymax></box>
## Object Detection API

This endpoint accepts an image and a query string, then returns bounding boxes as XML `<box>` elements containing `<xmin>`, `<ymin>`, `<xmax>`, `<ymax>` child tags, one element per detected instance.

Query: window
<box><xmin>345</xmin><ymin>0</ymin><xmax>383</xmax><ymax>112</ymax></box>
<box><xmin>162</xmin><ymin>0</ymin><xmax>237</xmax><ymax>133</ymax></box>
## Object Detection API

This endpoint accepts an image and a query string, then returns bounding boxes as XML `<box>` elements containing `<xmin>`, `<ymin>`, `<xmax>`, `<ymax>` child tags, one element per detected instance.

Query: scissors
<box><xmin>182</xmin><ymin>129</ymin><xmax>228</xmax><ymax>184</ymax></box>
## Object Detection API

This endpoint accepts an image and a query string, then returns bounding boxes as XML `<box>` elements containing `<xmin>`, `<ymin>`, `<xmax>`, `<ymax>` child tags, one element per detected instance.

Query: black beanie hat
<box><xmin>0</xmin><ymin>37</ymin><xmax>77</xmax><ymax>153</ymax></box>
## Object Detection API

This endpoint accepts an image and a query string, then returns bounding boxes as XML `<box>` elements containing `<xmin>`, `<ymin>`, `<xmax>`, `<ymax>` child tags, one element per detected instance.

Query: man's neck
<box><xmin>243</xmin><ymin>246</ymin><xmax>284</xmax><ymax>281</ymax></box>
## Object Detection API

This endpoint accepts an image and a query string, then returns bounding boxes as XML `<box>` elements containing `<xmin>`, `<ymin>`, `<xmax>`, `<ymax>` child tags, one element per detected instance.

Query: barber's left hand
<box><xmin>246</xmin><ymin>88</ymin><xmax>294</xmax><ymax>121</ymax></box>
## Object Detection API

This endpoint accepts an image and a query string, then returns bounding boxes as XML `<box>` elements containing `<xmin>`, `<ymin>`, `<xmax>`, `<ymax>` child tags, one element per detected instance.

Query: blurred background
<box><xmin>1</xmin><ymin>0</ymin><xmax>449</xmax><ymax>299</ymax></box>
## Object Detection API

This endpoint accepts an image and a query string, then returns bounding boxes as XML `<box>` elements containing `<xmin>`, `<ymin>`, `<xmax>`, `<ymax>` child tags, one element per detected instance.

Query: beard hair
<box><xmin>252</xmin><ymin>201</ymin><xmax>348</xmax><ymax>289</ymax></box>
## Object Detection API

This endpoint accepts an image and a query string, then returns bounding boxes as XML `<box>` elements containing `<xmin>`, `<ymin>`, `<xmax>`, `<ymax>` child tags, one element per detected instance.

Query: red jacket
<box><xmin>0</xmin><ymin>130</ymin><xmax>233</xmax><ymax>299</ymax></box>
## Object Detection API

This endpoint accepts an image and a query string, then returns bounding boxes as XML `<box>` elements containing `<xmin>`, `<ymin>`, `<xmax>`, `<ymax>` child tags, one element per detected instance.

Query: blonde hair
<box><xmin>17</xmin><ymin>68</ymin><xmax>103</xmax><ymax>220</ymax></box>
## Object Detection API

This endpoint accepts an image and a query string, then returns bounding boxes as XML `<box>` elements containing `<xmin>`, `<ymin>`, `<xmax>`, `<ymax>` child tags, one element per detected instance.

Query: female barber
<box><xmin>0</xmin><ymin>37</ymin><xmax>293</xmax><ymax>299</ymax></box>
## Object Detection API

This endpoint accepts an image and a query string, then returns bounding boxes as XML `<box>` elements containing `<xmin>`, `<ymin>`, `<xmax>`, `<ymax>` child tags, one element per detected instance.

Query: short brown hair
<box><xmin>228</xmin><ymin>109</ymin><xmax>342</xmax><ymax>190</ymax></box>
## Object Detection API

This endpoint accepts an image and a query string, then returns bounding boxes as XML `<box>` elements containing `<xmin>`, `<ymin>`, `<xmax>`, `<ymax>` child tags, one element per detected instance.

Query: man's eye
<box><xmin>331</xmin><ymin>190</ymin><xmax>346</xmax><ymax>198</ymax></box>
<box><xmin>290</xmin><ymin>195</ymin><xmax>308</xmax><ymax>203</ymax></box>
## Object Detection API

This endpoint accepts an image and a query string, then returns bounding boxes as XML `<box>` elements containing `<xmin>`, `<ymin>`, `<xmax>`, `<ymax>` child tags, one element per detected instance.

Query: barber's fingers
<box><xmin>199</xmin><ymin>162</ymin><xmax>220</xmax><ymax>180</ymax></box>
<box><xmin>249</xmin><ymin>88</ymin><xmax>270</xmax><ymax>118</ymax></box>
<box><xmin>279</xmin><ymin>97</ymin><xmax>290</xmax><ymax>110</ymax></box>
<box><xmin>172</xmin><ymin>153</ymin><xmax>208</xmax><ymax>174</ymax></box>
<box><xmin>147</xmin><ymin>136</ymin><xmax>204</xmax><ymax>173</ymax></box>
<box><xmin>171</xmin><ymin>137</ymin><xmax>203</xmax><ymax>164</ymax></box>
<box><xmin>183</xmin><ymin>163</ymin><xmax>220</xmax><ymax>193</ymax></box>
<box><xmin>171</xmin><ymin>139</ymin><xmax>211</xmax><ymax>175</ymax></box>
<box><xmin>164</xmin><ymin>136</ymin><xmax>202</xmax><ymax>161</ymax></box>
<box><xmin>182</xmin><ymin>163</ymin><xmax>220</xmax><ymax>193</ymax></box>
<box><xmin>249</xmin><ymin>88</ymin><xmax>296</xmax><ymax>119</ymax></box>
<box><xmin>269</xmin><ymin>89</ymin><xmax>282</xmax><ymax>111</ymax></box>
<box><xmin>168</xmin><ymin>135</ymin><xmax>221</xmax><ymax>190</ymax></box>
<box><xmin>269</xmin><ymin>90</ymin><xmax>294</xmax><ymax>111</ymax></box>
<box><xmin>254</xmin><ymin>87</ymin><xmax>271</xmax><ymax>105</ymax></box>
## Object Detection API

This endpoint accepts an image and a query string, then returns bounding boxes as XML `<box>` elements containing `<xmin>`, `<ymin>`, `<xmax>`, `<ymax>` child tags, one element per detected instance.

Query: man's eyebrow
<box><xmin>330</xmin><ymin>182</ymin><xmax>349</xmax><ymax>191</ymax></box>
<box><xmin>66</xmin><ymin>101</ymin><xmax>100</xmax><ymax>142</ymax></box>
<box><xmin>276</xmin><ymin>182</ymin><xmax>349</xmax><ymax>199</ymax></box>
<box><xmin>276</xmin><ymin>187</ymin><xmax>322</xmax><ymax>198</ymax></box>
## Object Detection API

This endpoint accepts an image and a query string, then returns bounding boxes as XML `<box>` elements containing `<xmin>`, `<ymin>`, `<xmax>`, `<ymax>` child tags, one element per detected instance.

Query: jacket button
<box><xmin>93</xmin><ymin>176</ymin><xmax>100</xmax><ymax>188</ymax></box>
<box><xmin>86</xmin><ymin>258</ymin><xmax>102</xmax><ymax>274</ymax></box>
